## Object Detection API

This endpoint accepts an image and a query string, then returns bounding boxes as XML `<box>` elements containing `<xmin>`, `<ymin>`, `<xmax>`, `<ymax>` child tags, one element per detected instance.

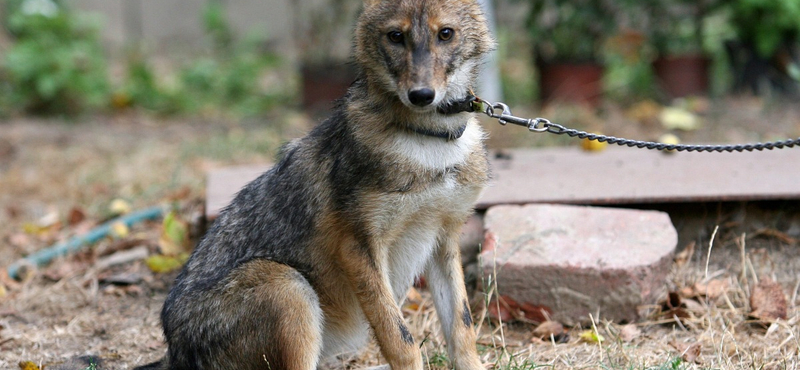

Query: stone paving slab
<box><xmin>478</xmin><ymin>146</ymin><xmax>800</xmax><ymax>208</ymax></box>
<box><xmin>481</xmin><ymin>204</ymin><xmax>677</xmax><ymax>325</ymax></box>
<box><xmin>206</xmin><ymin>147</ymin><xmax>800</xmax><ymax>218</ymax></box>
<box><xmin>206</xmin><ymin>164</ymin><xmax>271</xmax><ymax>219</ymax></box>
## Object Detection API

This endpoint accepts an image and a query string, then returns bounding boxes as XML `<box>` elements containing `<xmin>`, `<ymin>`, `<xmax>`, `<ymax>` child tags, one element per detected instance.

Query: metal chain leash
<box><xmin>472</xmin><ymin>99</ymin><xmax>800</xmax><ymax>153</ymax></box>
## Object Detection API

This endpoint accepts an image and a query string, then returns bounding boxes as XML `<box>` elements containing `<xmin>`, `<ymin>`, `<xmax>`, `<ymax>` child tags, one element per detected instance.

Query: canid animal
<box><xmin>138</xmin><ymin>0</ymin><xmax>494</xmax><ymax>369</ymax></box>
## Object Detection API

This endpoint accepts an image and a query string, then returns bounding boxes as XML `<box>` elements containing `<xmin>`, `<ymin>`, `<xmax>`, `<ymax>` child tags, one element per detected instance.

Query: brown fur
<box><xmin>137</xmin><ymin>1</ymin><xmax>494</xmax><ymax>369</ymax></box>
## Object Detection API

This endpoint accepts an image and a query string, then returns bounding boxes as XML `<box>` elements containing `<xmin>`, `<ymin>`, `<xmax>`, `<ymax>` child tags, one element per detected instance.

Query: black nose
<box><xmin>408</xmin><ymin>88</ymin><xmax>436</xmax><ymax>107</ymax></box>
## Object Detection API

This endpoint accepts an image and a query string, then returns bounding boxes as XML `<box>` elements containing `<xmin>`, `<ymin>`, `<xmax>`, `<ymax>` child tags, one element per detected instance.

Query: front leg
<box><xmin>338</xmin><ymin>243</ymin><xmax>423</xmax><ymax>370</ymax></box>
<box><xmin>426</xmin><ymin>226</ymin><xmax>483</xmax><ymax>370</ymax></box>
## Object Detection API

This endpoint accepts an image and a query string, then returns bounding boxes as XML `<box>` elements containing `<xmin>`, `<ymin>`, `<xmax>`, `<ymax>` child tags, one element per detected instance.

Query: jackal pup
<box><xmin>146</xmin><ymin>0</ymin><xmax>494</xmax><ymax>369</ymax></box>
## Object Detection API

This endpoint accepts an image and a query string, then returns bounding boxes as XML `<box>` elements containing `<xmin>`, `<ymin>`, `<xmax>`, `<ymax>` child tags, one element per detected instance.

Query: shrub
<box><xmin>2</xmin><ymin>0</ymin><xmax>109</xmax><ymax>116</ymax></box>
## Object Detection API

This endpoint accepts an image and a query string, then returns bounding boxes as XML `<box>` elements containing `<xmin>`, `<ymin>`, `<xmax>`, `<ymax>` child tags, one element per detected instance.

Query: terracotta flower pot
<box><xmin>538</xmin><ymin>61</ymin><xmax>604</xmax><ymax>107</ymax></box>
<box><xmin>301</xmin><ymin>63</ymin><xmax>357</xmax><ymax>113</ymax></box>
<box><xmin>652</xmin><ymin>55</ymin><xmax>710</xmax><ymax>98</ymax></box>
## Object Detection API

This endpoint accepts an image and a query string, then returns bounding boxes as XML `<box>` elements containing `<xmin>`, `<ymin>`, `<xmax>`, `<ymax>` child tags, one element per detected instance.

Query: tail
<box><xmin>133</xmin><ymin>358</ymin><xmax>166</xmax><ymax>370</ymax></box>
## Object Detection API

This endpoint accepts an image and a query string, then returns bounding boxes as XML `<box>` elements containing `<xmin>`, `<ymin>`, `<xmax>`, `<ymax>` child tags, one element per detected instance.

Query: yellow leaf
<box><xmin>658</xmin><ymin>133</ymin><xmax>681</xmax><ymax>154</ymax></box>
<box><xmin>159</xmin><ymin>211</ymin><xmax>190</xmax><ymax>255</ymax></box>
<box><xmin>581</xmin><ymin>137</ymin><xmax>608</xmax><ymax>152</ymax></box>
<box><xmin>110</xmin><ymin>222</ymin><xmax>129</xmax><ymax>238</ymax></box>
<box><xmin>145</xmin><ymin>253</ymin><xmax>189</xmax><ymax>274</ymax></box>
<box><xmin>18</xmin><ymin>361</ymin><xmax>40</xmax><ymax>370</ymax></box>
<box><xmin>660</xmin><ymin>107</ymin><xmax>701</xmax><ymax>131</ymax></box>
<box><xmin>109</xmin><ymin>199</ymin><xmax>132</xmax><ymax>215</ymax></box>
<box><xmin>579</xmin><ymin>330</ymin><xmax>604</xmax><ymax>343</ymax></box>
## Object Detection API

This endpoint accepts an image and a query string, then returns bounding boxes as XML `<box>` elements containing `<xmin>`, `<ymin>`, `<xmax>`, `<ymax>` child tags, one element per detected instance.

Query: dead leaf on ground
<box><xmin>402</xmin><ymin>287</ymin><xmax>424</xmax><ymax>313</ymax></box>
<box><xmin>109</xmin><ymin>198</ymin><xmax>132</xmax><ymax>216</ymax></box>
<box><xmin>618</xmin><ymin>324</ymin><xmax>641</xmax><ymax>342</ymax></box>
<box><xmin>145</xmin><ymin>253</ymin><xmax>189</xmax><ymax>274</ymax></box>
<box><xmin>578</xmin><ymin>330</ymin><xmax>604</xmax><ymax>344</ymax></box>
<box><xmin>693</xmin><ymin>278</ymin><xmax>730</xmax><ymax>299</ymax></box>
<box><xmin>532</xmin><ymin>321</ymin><xmax>568</xmax><ymax>343</ymax></box>
<box><xmin>750</xmin><ymin>277</ymin><xmax>788</xmax><ymax>322</ymax></box>
<box><xmin>67</xmin><ymin>206</ymin><xmax>86</xmax><ymax>225</ymax></box>
<box><xmin>669</xmin><ymin>340</ymin><xmax>701</xmax><ymax>364</ymax></box>
<box><xmin>660</xmin><ymin>107</ymin><xmax>701</xmax><ymax>131</ymax></box>
<box><xmin>18</xmin><ymin>361</ymin><xmax>40</xmax><ymax>370</ymax></box>
<box><xmin>488</xmin><ymin>295</ymin><xmax>521</xmax><ymax>323</ymax></box>
<box><xmin>674</xmin><ymin>241</ymin><xmax>695</xmax><ymax>267</ymax></box>
<box><xmin>158</xmin><ymin>211</ymin><xmax>190</xmax><ymax>255</ymax></box>
<box><xmin>658</xmin><ymin>291</ymin><xmax>692</xmax><ymax>323</ymax></box>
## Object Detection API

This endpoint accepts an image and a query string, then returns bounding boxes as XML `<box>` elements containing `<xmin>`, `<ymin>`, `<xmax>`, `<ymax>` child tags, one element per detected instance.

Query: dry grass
<box><xmin>1</xmin><ymin>98</ymin><xmax>800</xmax><ymax>369</ymax></box>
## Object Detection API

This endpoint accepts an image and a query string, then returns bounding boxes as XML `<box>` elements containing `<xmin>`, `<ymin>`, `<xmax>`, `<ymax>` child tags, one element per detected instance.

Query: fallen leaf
<box><xmin>109</xmin><ymin>199</ymin><xmax>132</xmax><ymax>216</ymax></box>
<box><xmin>579</xmin><ymin>330</ymin><xmax>604</xmax><ymax>344</ymax></box>
<box><xmin>488</xmin><ymin>295</ymin><xmax>522</xmax><ymax>323</ymax></box>
<box><xmin>406</xmin><ymin>287</ymin><xmax>422</xmax><ymax>302</ymax></box>
<box><xmin>519</xmin><ymin>302</ymin><xmax>553</xmax><ymax>323</ymax></box>
<box><xmin>67</xmin><ymin>207</ymin><xmax>86</xmax><ymax>226</ymax></box>
<box><xmin>580</xmin><ymin>137</ymin><xmax>608</xmax><ymax>152</ymax></box>
<box><xmin>659</xmin><ymin>291</ymin><xmax>691</xmax><ymax>322</ymax></box>
<box><xmin>670</xmin><ymin>340</ymin><xmax>701</xmax><ymax>364</ymax></box>
<box><xmin>750</xmin><ymin>277</ymin><xmax>788</xmax><ymax>322</ymax></box>
<box><xmin>0</xmin><ymin>284</ymin><xmax>6</xmax><ymax>299</ymax></box>
<box><xmin>618</xmin><ymin>324</ymin><xmax>640</xmax><ymax>342</ymax></box>
<box><xmin>18</xmin><ymin>361</ymin><xmax>40</xmax><ymax>370</ymax></box>
<box><xmin>532</xmin><ymin>321</ymin><xmax>564</xmax><ymax>339</ymax></box>
<box><xmin>694</xmin><ymin>279</ymin><xmax>729</xmax><ymax>299</ymax></box>
<box><xmin>658</xmin><ymin>133</ymin><xmax>680</xmax><ymax>153</ymax></box>
<box><xmin>159</xmin><ymin>211</ymin><xmax>190</xmax><ymax>255</ymax></box>
<box><xmin>111</xmin><ymin>222</ymin><xmax>130</xmax><ymax>238</ymax></box>
<box><xmin>660</xmin><ymin>107</ymin><xmax>701</xmax><ymax>131</ymax></box>
<box><xmin>145</xmin><ymin>253</ymin><xmax>189</xmax><ymax>274</ymax></box>
<box><xmin>36</xmin><ymin>211</ymin><xmax>60</xmax><ymax>228</ymax></box>
<box><xmin>674</xmin><ymin>241</ymin><xmax>695</xmax><ymax>267</ymax></box>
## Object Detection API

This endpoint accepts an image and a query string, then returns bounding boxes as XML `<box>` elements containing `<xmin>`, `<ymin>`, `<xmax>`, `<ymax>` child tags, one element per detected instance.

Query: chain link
<box><xmin>474</xmin><ymin>99</ymin><xmax>800</xmax><ymax>153</ymax></box>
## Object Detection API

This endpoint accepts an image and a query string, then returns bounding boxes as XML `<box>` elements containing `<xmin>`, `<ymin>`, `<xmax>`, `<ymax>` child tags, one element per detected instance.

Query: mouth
<box><xmin>436</xmin><ymin>94</ymin><xmax>478</xmax><ymax>115</ymax></box>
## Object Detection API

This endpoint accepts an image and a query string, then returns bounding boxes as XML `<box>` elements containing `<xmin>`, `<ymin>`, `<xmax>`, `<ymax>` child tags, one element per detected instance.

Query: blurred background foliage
<box><xmin>0</xmin><ymin>0</ymin><xmax>798</xmax><ymax>118</ymax></box>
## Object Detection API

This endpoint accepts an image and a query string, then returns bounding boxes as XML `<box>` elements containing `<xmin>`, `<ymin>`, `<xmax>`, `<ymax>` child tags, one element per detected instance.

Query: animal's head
<box><xmin>355</xmin><ymin>0</ymin><xmax>495</xmax><ymax>112</ymax></box>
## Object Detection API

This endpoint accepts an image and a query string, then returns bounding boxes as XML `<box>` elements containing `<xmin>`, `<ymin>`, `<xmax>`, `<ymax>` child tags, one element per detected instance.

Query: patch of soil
<box><xmin>1</xmin><ymin>98</ymin><xmax>799</xmax><ymax>369</ymax></box>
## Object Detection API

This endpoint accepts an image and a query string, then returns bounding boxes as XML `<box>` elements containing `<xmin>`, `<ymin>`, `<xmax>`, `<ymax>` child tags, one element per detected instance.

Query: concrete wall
<box><xmin>67</xmin><ymin>0</ymin><xmax>299</xmax><ymax>57</ymax></box>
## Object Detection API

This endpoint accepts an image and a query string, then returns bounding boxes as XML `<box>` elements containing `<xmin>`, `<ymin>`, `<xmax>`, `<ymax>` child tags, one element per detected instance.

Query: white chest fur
<box><xmin>386</xmin><ymin>118</ymin><xmax>484</xmax><ymax>171</ymax></box>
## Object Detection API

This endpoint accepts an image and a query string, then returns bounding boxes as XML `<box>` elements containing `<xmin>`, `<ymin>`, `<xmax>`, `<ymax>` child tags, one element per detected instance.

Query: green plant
<box><xmin>644</xmin><ymin>0</ymin><xmax>726</xmax><ymax>57</ymax></box>
<box><xmin>524</xmin><ymin>0</ymin><xmax>621</xmax><ymax>62</ymax></box>
<box><xmin>730</xmin><ymin>0</ymin><xmax>800</xmax><ymax>58</ymax></box>
<box><xmin>175</xmin><ymin>2</ymin><xmax>285</xmax><ymax>116</ymax></box>
<box><xmin>2</xmin><ymin>0</ymin><xmax>109</xmax><ymax>115</ymax></box>
<box><xmin>115</xmin><ymin>1</ymin><xmax>287</xmax><ymax>117</ymax></box>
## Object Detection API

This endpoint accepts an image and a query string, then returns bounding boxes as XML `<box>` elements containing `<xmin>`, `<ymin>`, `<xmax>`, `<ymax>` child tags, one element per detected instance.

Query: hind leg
<box><xmin>165</xmin><ymin>259</ymin><xmax>323</xmax><ymax>370</ymax></box>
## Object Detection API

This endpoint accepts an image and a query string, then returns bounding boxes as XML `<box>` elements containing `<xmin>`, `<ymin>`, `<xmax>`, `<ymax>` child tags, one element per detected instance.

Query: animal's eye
<box><xmin>438</xmin><ymin>28</ymin><xmax>454</xmax><ymax>41</ymax></box>
<box><xmin>387</xmin><ymin>31</ymin><xmax>404</xmax><ymax>44</ymax></box>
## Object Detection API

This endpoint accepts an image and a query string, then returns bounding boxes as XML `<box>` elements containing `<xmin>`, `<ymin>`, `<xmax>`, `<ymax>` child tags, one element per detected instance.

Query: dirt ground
<box><xmin>1</xmin><ymin>97</ymin><xmax>800</xmax><ymax>369</ymax></box>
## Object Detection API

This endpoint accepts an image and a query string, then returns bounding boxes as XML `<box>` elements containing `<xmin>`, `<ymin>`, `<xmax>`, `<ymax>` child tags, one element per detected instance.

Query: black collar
<box><xmin>437</xmin><ymin>94</ymin><xmax>478</xmax><ymax>115</ymax></box>
<box><xmin>410</xmin><ymin>124</ymin><xmax>467</xmax><ymax>141</ymax></box>
<box><xmin>409</xmin><ymin>94</ymin><xmax>477</xmax><ymax>141</ymax></box>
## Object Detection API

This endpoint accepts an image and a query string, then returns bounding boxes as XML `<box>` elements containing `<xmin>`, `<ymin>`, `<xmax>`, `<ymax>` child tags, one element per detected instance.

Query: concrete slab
<box><xmin>481</xmin><ymin>204</ymin><xmax>677</xmax><ymax>325</ymax></box>
<box><xmin>205</xmin><ymin>147</ymin><xmax>800</xmax><ymax>218</ymax></box>
<box><xmin>478</xmin><ymin>146</ymin><xmax>800</xmax><ymax>208</ymax></box>
<box><xmin>206</xmin><ymin>164</ymin><xmax>270</xmax><ymax>218</ymax></box>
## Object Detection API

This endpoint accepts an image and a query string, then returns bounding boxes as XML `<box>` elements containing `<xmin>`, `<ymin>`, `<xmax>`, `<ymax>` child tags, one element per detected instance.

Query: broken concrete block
<box><xmin>481</xmin><ymin>204</ymin><xmax>677</xmax><ymax>325</ymax></box>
